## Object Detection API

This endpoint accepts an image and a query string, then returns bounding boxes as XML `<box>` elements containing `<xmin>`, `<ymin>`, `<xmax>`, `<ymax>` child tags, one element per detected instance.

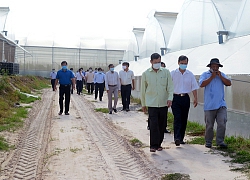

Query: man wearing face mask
<box><xmin>94</xmin><ymin>67</ymin><xmax>105</xmax><ymax>101</ymax></box>
<box><xmin>85</xmin><ymin>67</ymin><xmax>95</xmax><ymax>94</ymax></box>
<box><xmin>105</xmin><ymin>64</ymin><xmax>120</xmax><ymax>114</ymax></box>
<box><xmin>119</xmin><ymin>62</ymin><xmax>135</xmax><ymax>111</ymax></box>
<box><xmin>54</xmin><ymin>61</ymin><xmax>75</xmax><ymax>115</ymax></box>
<box><xmin>50</xmin><ymin>68</ymin><xmax>57</xmax><ymax>91</ymax></box>
<box><xmin>171</xmin><ymin>55</ymin><xmax>199</xmax><ymax>146</ymax></box>
<box><xmin>199</xmin><ymin>58</ymin><xmax>231</xmax><ymax>149</ymax></box>
<box><xmin>141</xmin><ymin>53</ymin><xmax>173</xmax><ymax>152</ymax></box>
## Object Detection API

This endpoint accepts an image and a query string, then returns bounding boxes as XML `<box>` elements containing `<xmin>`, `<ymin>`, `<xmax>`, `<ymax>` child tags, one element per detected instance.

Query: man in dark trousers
<box><xmin>171</xmin><ymin>55</ymin><xmax>199</xmax><ymax>146</ymax></box>
<box><xmin>94</xmin><ymin>67</ymin><xmax>105</xmax><ymax>101</ymax></box>
<box><xmin>50</xmin><ymin>68</ymin><xmax>57</xmax><ymax>91</ymax></box>
<box><xmin>119</xmin><ymin>62</ymin><xmax>135</xmax><ymax>111</ymax></box>
<box><xmin>141</xmin><ymin>53</ymin><xmax>173</xmax><ymax>152</ymax></box>
<box><xmin>54</xmin><ymin>61</ymin><xmax>75</xmax><ymax>115</ymax></box>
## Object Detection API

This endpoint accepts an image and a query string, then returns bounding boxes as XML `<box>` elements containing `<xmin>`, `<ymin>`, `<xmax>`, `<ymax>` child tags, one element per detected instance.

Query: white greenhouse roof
<box><xmin>115</xmin><ymin>34</ymin><xmax>250</xmax><ymax>76</ymax></box>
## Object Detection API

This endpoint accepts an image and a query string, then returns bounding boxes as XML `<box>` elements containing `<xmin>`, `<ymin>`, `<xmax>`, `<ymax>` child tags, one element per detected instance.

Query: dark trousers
<box><xmin>171</xmin><ymin>94</ymin><xmax>190</xmax><ymax>142</ymax></box>
<box><xmin>87</xmin><ymin>83</ymin><xmax>94</xmax><ymax>94</ymax></box>
<box><xmin>76</xmin><ymin>80</ymin><xmax>83</xmax><ymax>95</ymax></box>
<box><xmin>59</xmin><ymin>85</ymin><xmax>71</xmax><ymax>113</ymax></box>
<box><xmin>121</xmin><ymin>84</ymin><xmax>132</xmax><ymax>109</ymax></box>
<box><xmin>95</xmin><ymin>83</ymin><xmax>104</xmax><ymax>100</ymax></box>
<box><xmin>148</xmin><ymin>106</ymin><xmax>168</xmax><ymax>149</ymax></box>
<box><xmin>51</xmin><ymin>79</ymin><xmax>56</xmax><ymax>91</ymax></box>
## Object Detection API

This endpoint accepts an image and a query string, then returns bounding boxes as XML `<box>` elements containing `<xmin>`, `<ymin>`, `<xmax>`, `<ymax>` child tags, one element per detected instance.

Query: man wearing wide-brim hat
<box><xmin>199</xmin><ymin>58</ymin><xmax>231</xmax><ymax>149</ymax></box>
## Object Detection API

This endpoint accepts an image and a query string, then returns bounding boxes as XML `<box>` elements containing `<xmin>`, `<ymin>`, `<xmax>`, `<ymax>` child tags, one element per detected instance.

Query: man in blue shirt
<box><xmin>54</xmin><ymin>61</ymin><xmax>75</xmax><ymax>115</ymax></box>
<box><xmin>94</xmin><ymin>67</ymin><xmax>105</xmax><ymax>101</ymax></box>
<box><xmin>199</xmin><ymin>58</ymin><xmax>231</xmax><ymax>148</ymax></box>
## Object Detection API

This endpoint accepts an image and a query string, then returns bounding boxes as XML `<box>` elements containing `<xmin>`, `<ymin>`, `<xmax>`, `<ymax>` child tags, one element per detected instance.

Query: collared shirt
<box><xmin>141</xmin><ymin>67</ymin><xmax>174</xmax><ymax>107</ymax></box>
<box><xmin>199</xmin><ymin>70</ymin><xmax>231</xmax><ymax>110</ymax></box>
<box><xmin>94</xmin><ymin>72</ymin><xmax>105</xmax><ymax>83</ymax></box>
<box><xmin>171</xmin><ymin>69</ymin><xmax>199</xmax><ymax>94</ymax></box>
<box><xmin>105</xmin><ymin>71</ymin><xmax>120</xmax><ymax>90</ymax></box>
<box><xmin>50</xmin><ymin>71</ymin><xmax>57</xmax><ymax>79</ymax></box>
<box><xmin>56</xmin><ymin>69</ymin><xmax>74</xmax><ymax>85</ymax></box>
<box><xmin>119</xmin><ymin>69</ymin><xmax>135</xmax><ymax>85</ymax></box>
<box><xmin>85</xmin><ymin>72</ymin><xmax>95</xmax><ymax>83</ymax></box>
<box><xmin>75</xmin><ymin>72</ymin><xmax>83</xmax><ymax>80</ymax></box>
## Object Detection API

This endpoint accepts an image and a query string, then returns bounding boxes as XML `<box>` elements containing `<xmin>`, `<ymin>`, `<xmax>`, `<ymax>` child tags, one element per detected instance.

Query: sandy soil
<box><xmin>0</xmin><ymin>88</ymin><xmax>248</xmax><ymax>180</ymax></box>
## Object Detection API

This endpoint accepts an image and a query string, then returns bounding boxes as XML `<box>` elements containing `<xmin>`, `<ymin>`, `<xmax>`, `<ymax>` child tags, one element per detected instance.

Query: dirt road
<box><xmin>0</xmin><ymin>89</ymin><xmax>247</xmax><ymax>180</ymax></box>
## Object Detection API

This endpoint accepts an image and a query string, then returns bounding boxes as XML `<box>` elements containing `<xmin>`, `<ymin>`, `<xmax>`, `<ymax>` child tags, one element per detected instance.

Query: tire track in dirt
<box><xmin>1</xmin><ymin>89</ymin><xmax>53</xmax><ymax>180</ymax></box>
<box><xmin>72</xmin><ymin>95</ymin><xmax>161</xmax><ymax>180</ymax></box>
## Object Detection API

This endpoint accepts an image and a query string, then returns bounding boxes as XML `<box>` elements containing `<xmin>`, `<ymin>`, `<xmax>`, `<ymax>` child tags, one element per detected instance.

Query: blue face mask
<box><xmin>179</xmin><ymin>64</ymin><xmax>187</xmax><ymax>70</ymax></box>
<box><xmin>110</xmin><ymin>68</ymin><xmax>114</xmax><ymax>71</ymax></box>
<box><xmin>62</xmin><ymin>66</ymin><xmax>67</xmax><ymax>70</ymax></box>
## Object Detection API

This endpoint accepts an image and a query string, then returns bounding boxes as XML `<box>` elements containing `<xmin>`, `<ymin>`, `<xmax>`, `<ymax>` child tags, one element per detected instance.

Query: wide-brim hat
<box><xmin>206</xmin><ymin>58</ymin><xmax>223</xmax><ymax>67</ymax></box>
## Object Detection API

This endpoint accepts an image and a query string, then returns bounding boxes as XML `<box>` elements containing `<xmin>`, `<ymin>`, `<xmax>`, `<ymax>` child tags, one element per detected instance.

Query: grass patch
<box><xmin>186</xmin><ymin>121</ymin><xmax>205</xmax><ymax>136</ymax></box>
<box><xmin>0</xmin><ymin>136</ymin><xmax>9</xmax><ymax>151</ymax></box>
<box><xmin>161</xmin><ymin>173</ymin><xmax>191</xmax><ymax>180</ymax></box>
<box><xmin>94</xmin><ymin>108</ymin><xmax>109</xmax><ymax>113</ymax></box>
<box><xmin>130</xmin><ymin>138</ymin><xmax>143</xmax><ymax>148</ymax></box>
<box><xmin>130</xmin><ymin>96</ymin><xmax>141</xmax><ymax>104</ymax></box>
<box><xmin>19</xmin><ymin>93</ymin><xmax>41</xmax><ymax>104</ymax></box>
<box><xmin>70</xmin><ymin>147</ymin><xmax>82</xmax><ymax>153</ymax></box>
<box><xmin>0</xmin><ymin>107</ymin><xmax>27</xmax><ymax>132</ymax></box>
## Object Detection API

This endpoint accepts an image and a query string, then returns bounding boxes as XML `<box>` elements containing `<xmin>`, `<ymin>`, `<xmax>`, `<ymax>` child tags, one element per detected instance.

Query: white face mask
<box><xmin>152</xmin><ymin>63</ymin><xmax>161</xmax><ymax>69</ymax></box>
<box><xmin>122</xmin><ymin>66</ymin><xmax>127</xmax><ymax>70</ymax></box>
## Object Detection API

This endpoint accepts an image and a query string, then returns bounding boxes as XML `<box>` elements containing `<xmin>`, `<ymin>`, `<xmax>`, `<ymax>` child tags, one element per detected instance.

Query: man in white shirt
<box><xmin>105</xmin><ymin>64</ymin><xmax>121</xmax><ymax>114</ymax></box>
<box><xmin>171</xmin><ymin>55</ymin><xmax>199</xmax><ymax>146</ymax></box>
<box><xmin>50</xmin><ymin>68</ymin><xmax>57</xmax><ymax>91</ymax></box>
<box><xmin>119</xmin><ymin>62</ymin><xmax>135</xmax><ymax>111</ymax></box>
<box><xmin>85</xmin><ymin>67</ymin><xmax>95</xmax><ymax>94</ymax></box>
<box><xmin>94</xmin><ymin>67</ymin><xmax>105</xmax><ymax>101</ymax></box>
<box><xmin>70</xmin><ymin>68</ymin><xmax>76</xmax><ymax>94</ymax></box>
<box><xmin>75</xmin><ymin>68</ymin><xmax>84</xmax><ymax>95</ymax></box>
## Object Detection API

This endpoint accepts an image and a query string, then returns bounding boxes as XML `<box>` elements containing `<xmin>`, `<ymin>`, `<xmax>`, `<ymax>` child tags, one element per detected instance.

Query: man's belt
<box><xmin>174</xmin><ymin>93</ymin><xmax>188</xmax><ymax>96</ymax></box>
<box><xmin>60</xmin><ymin>84</ymin><xmax>71</xmax><ymax>87</ymax></box>
<box><xmin>121</xmin><ymin>84</ymin><xmax>131</xmax><ymax>86</ymax></box>
<box><xmin>108</xmin><ymin>84</ymin><xmax>117</xmax><ymax>87</ymax></box>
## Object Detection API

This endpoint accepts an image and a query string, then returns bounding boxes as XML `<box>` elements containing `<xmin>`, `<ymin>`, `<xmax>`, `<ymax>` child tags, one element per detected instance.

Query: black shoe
<box><xmin>122</xmin><ymin>108</ymin><xmax>126</xmax><ymax>111</ymax></box>
<box><xmin>126</xmin><ymin>109</ymin><xmax>130</xmax><ymax>112</ymax></box>
<box><xmin>180</xmin><ymin>141</ymin><xmax>186</xmax><ymax>144</ymax></box>
<box><xmin>109</xmin><ymin>111</ymin><xmax>112</xmax><ymax>114</ymax></box>
<box><xmin>99</xmin><ymin>98</ymin><xmax>102</xmax><ymax>101</ymax></box>
<box><xmin>113</xmin><ymin>108</ymin><xmax>117</xmax><ymax>113</ymax></box>
<box><xmin>147</xmin><ymin>126</ymin><xmax>150</xmax><ymax>130</ymax></box>
<box><xmin>217</xmin><ymin>143</ymin><xmax>228</xmax><ymax>149</ymax></box>
<box><xmin>58</xmin><ymin>112</ymin><xmax>62</xmax><ymax>115</ymax></box>
<box><xmin>205</xmin><ymin>144</ymin><xmax>212</xmax><ymax>148</ymax></box>
<box><xmin>164</xmin><ymin>129</ymin><xmax>171</xmax><ymax>133</ymax></box>
<box><xmin>95</xmin><ymin>98</ymin><xmax>97</xmax><ymax>100</ymax></box>
<box><xmin>175</xmin><ymin>139</ymin><xmax>180</xmax><ymax>146</ymax></box>
<box><xmin>65</xmin><ymin>112</ymin><xmax>70</xmax><ymax>115</ymax></box>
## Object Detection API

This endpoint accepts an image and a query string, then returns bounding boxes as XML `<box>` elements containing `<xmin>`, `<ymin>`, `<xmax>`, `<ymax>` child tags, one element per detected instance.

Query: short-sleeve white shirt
<box><xmin>170</xmin><ymin>69</ymin><xmax>199</xmax><ymax>94</ymax></box>
<box><xmin>119</xmin><ymin>70</ymin><xmax>135</xmax><ymax>85</ymax></box>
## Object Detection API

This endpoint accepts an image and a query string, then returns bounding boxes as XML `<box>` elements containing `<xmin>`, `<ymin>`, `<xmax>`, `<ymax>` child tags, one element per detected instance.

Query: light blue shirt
<box><xmin>94</xmin><ymin>72</ymin><xmax>105</xmax><ymax>83</ymax></box>
<box><xmin>199</xmin><ymin>70</ymin><xmax>231</xmax><ymax>111</ymax></box>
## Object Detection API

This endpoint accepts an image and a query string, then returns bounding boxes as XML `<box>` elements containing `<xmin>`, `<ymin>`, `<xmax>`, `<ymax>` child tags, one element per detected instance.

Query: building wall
<box><xmin>0</xmin><ymin>39</ymin><xmax>16</xmax><ymax>63</ymax></box>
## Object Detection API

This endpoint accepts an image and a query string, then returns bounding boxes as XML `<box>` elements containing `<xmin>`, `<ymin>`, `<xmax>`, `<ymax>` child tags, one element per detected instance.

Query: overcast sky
<box><xmin>1</xmin><ymin>0</ymin><xmax>185</xmax><ymax>40</ymax></box>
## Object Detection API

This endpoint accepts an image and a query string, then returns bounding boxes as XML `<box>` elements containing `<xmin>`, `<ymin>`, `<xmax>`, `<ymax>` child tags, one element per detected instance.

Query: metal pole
<box><xmin>2</xmin><ymin>41</ymin><xmax>5</xmax><ymax>62</ymax></box>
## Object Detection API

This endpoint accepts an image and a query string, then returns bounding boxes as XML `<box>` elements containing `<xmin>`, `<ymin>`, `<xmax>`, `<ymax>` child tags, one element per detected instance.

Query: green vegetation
<box><xmin>0</xmin><ymin>136</ymin><xmax>9</xmax><ymax>151</ymax></box>
<box><xmin>130</xmin><ymin>138</ymin><xmax>143</xmax><ymax>147</ymax></box>
<box><xmin>70</xmin><ymin>147</ymin><xmax>82</xmax><ymax>153</ymax></box>
<box><xmin>0</xmin><ymin>74</ymin><xmax>49</xmax><ymax>151</ymax></box>
<box><xmin>130</xmin><ymin>96</ymin><xmax>141</xmax><ymax>104</ymax></box>
<box><xmin>94</xmin><ymin>108</ymin><xmax>109</xmax><ymax>113</ymax></box>
<box><xmin>161</xmin><ymin>173</ymin><xmax>191</xmax><ymax>180</ymax></box>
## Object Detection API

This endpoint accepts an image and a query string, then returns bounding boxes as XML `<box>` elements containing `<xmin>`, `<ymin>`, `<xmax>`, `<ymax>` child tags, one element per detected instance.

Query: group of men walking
<box><xmin>140</xmin><ymin>53</ymin><xmax>231</xmax><ymax>152</ymax></box>
<box><xmin>51</xmin><ymin>52</ymin><xmax>231</xmax><ymax>152</ymax></box>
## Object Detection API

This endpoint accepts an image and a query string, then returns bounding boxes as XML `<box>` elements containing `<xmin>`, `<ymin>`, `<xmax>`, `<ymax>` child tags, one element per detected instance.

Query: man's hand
<box><xmin>73</xmin><ymin>85</ymin><xmax>76</xmax><ymax>90</ymax></box>
<box><xmin>54</xmin><ymin>86</ymin><xmax>57</xmax><ymax>91</ymax></box>
<box><xmin>142</xmin><ymin>106</ymin><xmax>147</xmax><ymax>113</ymax></box>
<box><xmin>167</xmin><ymin>100</ymin><xmax>172</xmax><ymax>108</ymax></box>
<box><xmin>193</xmin><ymin>98</ymin><xmax>198</xmax><ymax>108</ymax></box>
<box><xmin>107</xmin><ymin>90</ymin><xmax>109</xmax><ymax>93</ymax></box>
<box><xmin>132</xmin><ymin>87</ymin><xmax>135</xmax><ymax>90</ymax></box>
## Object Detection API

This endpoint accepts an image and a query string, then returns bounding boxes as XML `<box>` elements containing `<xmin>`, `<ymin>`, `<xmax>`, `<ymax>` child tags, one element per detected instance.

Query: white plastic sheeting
<box><xmin>0</xmin><ymin>7</ymin><xmax>9</xmax><ymax>31</ymax></box>
<box><xmin>115</xmin><ymin>34</ymin><xmax>250</xmax><ymax>76</ymax></box>
<box><xmin>168</xmin><ymin>0</ymin><xmax>224</xmax><ymax>52</ymax></box>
